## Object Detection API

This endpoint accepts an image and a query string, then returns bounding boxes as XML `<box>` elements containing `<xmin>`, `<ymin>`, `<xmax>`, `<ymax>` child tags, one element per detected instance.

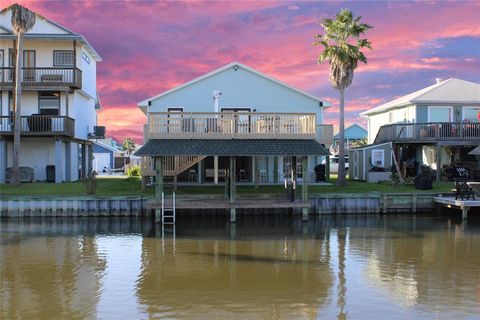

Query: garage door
<box><xmin>93</xmin><ymin>153</ymin><xmax>110</xmax><ymax>173</ymax></box>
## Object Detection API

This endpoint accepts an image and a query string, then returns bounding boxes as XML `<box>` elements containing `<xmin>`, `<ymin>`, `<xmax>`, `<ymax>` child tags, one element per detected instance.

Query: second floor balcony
<box><xmin>0</xmin><ymin>67</ymin><xmax>82</xmax><ymax>90</ymax></box>
<box><xmin>374</xmin><ymin>122</ymin><xmax>480</xmax><ymax>144</ymax></box>
<box><xmin>146</xmin><ymin>112</ymin><xmax>333</xmax><ymax>145</ymax></box>
<box><xmin>0</xmin><ymin>115</ymin><xmax>75</xmax><ymax>138</ymax></box>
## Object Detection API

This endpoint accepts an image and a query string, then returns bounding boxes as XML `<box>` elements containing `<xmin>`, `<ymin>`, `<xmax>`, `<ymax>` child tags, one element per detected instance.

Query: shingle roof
<box><xmin>360</xmin><ymin>78</ymin><xmax>480</xmax><ymax>116</ymax></box>
<box><xmin>135</xmin><ymin>139</ymin><xmax>329</xmax><ymax>156</ymax></box>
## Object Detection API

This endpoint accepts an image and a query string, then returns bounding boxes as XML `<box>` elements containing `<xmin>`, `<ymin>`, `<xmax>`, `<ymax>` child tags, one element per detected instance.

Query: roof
<box><xmin>137</xmin><ymin>62</ymin><xmax>330</xmax><ymax>111</ymax></box>
<box><xmin>469</xmin><ymin>145</ymin><xmax>480</xmax><ymax>155</ymax></box>
<box><xmin>334</xmin><ymin>124</ymin><xmax>367</xmax><ymax>140</ymax></box>
<box><xmin>361</xmin><ymin>78</ymin><xmax>480</xmax><ymax>117</ymax></box>
<box><xmin>0</xmin><ymin>4</ymin><xmax>102</xmax><ymax>61</ymax></box>
<box><xmin>348</xmin><ymin>141</ymin><xmax>392</xmax><ymax>151</ymax></box>
<box><xmin>93</xmin><ymin>141</ymin><xmax>123</xmax><ymax>154</ymax></box>
<box><xmin>135</xmin><ymin>139</ymin><xmax>329</xmax><ymax>156</ymax></box>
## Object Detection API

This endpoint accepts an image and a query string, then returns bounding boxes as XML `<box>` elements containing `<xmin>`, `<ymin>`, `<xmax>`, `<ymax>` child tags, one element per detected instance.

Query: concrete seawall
<box><xmin>1</xmin><ymin>192</ymin><xmax>449</xmax><ymax>218</ymax></box>
<box><xmin>0</xmin><ymin>196</ymin><xmax>148</xmax><ymax>217</ymax></box>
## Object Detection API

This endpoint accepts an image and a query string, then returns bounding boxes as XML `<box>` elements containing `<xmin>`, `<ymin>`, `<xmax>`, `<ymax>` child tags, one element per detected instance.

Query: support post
<box><xmin>214</xmin><ymin>156</ymin><xmax>219</xmax><ymax>185</ymax></box>
<box><xmin>273</xmin><ymin>156</ymin><xmax>278</xmax><ymax>184</ymax></box>
<box><xmin>292</xmin><ymin>156</ymin><xmax>297</xmax><ymax>201</ymax></box>
<box><xmin>229</xmin><ymin>156</ymin><xmax>236</xmax><ymax>222</ymax></box>
<box><xmin>155</xmin><ymin>156</ymin><xmax>163</xmax><ymax>223</ymax></box>
<box><xmin>278</xmin><ymin>156</ymin><xmax>284</xmax><ymax>182</ymax></box>
<box><xmin>0</xmin><ymin>139</ymin><xmax>6</xmax><ymax>183</ymax></box>
<box><xmin>325</xmin><ymin>155</ymin><xmax>330</xmax><ymax>182</ymax></box>
<box><xmin>436</xmin><ymin>143</ymin><xmax>441</xmax><ymax>183</ymax></box>
<box><xmin>462</xmin><ymin>206</ymin><xmax>468</xmax><ymax>220</ymax></box>
<box><xmin>198</xmin><ymin>159</ymin><xmax>204</xmax><ymax>184</ymax></box>
<box><xmin>55</xmin><ymin>139</ymin><xmax>63</xmax><ymax>183</ymax></box>
<box><xmin>65</xmin><ymin>141</ymin><xmax>71</xmax><ymax>182</ymax></box>
<box><xmin>302</xmin><ymin>156</ymin><xmax>309</xmax><ymax>221</ymax></box>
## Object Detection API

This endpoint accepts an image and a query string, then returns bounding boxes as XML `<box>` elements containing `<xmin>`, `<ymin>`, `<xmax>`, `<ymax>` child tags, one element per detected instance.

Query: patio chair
<box><xmin>188</xmin><ymin>169</ymin><xmax>198</xmax><ymax>182</ymax></box>
<box><xmin>237</xmin><ymin>169</ymin><xmax>247</xmax><ymax>181</ymax></box>
<box><xmin>453</xmin><ymin>178</ymin><xmax>475</xmax><ymax>200</ymax></box>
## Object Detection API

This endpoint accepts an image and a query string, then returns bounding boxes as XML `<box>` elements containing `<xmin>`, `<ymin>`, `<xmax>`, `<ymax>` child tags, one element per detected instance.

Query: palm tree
<box><xmin>1</xmin><ymin>4</ymin><xmax>37</xmax><ymax>185</ymax></box>
<box><xmin>122</xmin><ymin>137</ymin><xmax>136</xmax><ymax>156</ymax></box>
<box><xmin>314</xmin><ymin>9</ymin><xmax>372</xmax><ymax>186</ymax></box>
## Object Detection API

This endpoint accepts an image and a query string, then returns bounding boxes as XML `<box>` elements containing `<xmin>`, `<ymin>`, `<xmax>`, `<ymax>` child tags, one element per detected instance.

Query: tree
<box><xmin>122</xmin><ymin>138</ymin><xmax>136</xmax><ymax>156</ymax></box>
<box><xmin>1</xmin><ymin>4</ymin><xmax>37</xmax><ymax>185</ymax></box>
<box><xmin>314</xmin><ymin>9</ymin><xmax>372</xmax><ymax>186</ymax></box>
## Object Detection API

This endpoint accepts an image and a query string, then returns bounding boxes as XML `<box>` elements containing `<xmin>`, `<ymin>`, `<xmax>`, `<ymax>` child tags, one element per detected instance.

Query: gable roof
<box><xmin>138</xmin><ymin>62</ymin><xmax>330</xmax><ymax>112</ymax></box>
<box><xmin>360</xmin><ymin>78</ymin><xmax>480</xmax><ymax>117</ymax></box>
<box><xmin>93</xmin><ymin>141</ymin><xmax>123</xmax><ymax>153</ymax></box>
<box><xmin>334</xmin><ymin>124</ymin><xmax>367</xmax><ymax>140</ymax></box>
<box><xmin>0</xmin><ymin>4</ymin><xmax>102</xmax><ymax>61</ymax></box>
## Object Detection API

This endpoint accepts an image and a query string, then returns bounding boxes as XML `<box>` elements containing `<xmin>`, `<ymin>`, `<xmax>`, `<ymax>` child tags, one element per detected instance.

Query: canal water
<box><xmin>1</xmin><ymin>215</ymin><xmax>479</xmax><ymax>319</ymax></box>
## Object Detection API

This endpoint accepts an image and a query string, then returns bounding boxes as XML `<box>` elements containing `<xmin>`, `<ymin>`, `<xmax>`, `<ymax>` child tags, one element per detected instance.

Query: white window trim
<box><xmin>462</xmin><ymin>106</ymin><xmax>480</xmax><ymax>122</ymax></box>
<box><xmin>427</xmin><ymin>106</ymin><xmax>453</xmax><ymax>122</ymax></box>
<box><xmin>372</xmin><ymin>149</ymin><xmax>385</xmax><ymax>167</ymax></box>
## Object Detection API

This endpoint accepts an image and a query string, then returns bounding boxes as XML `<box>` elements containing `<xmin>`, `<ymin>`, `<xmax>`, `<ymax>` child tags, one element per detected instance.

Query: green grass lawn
<box><xmin>0</xmin><ymin>176</ymin><xmax>453</xmax><ymax>197</ymax></box>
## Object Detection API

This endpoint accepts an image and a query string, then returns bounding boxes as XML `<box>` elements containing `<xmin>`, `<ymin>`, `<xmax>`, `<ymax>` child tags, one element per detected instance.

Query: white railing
<box><xmin>147</xmin><ymin>112</ymin><xmax>318</xmax><ymax>139</ymax></box>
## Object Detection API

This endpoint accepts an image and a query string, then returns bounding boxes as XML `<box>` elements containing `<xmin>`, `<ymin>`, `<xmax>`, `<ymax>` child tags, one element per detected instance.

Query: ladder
<box><xmin>161</xmin><ymin>191</ymin><xmax>176</xmax><ymax>225</ymax></box>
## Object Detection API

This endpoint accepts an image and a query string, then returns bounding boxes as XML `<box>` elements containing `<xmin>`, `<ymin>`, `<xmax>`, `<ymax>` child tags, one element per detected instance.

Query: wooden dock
<box><xmin>147</xmin><ymin>198</ymin><xmax>310</xmax><ymax>210</ymax></box>
<box><xmin>433</xmin><ymin>197</ymin><xmax>480</xmax><ymax>219</ymax></box>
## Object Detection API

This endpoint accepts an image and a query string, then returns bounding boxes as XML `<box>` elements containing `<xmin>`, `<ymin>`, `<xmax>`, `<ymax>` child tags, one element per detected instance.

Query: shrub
<box><xmin>126</xmin><ymin>165</ymin><xmax>141</xmax><ymax>177</ymax></box>
<box><xmin>85</xmin><ymin>174</ymin><xmax>97</xmax><ymax>195</ymax></box>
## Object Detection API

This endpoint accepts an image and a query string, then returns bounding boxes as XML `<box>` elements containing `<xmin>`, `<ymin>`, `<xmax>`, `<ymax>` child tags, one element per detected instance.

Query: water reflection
<box><xmin>0</xmin><ymin>215</ymin><xmax>479</xmax><ymax>319</ymax></box>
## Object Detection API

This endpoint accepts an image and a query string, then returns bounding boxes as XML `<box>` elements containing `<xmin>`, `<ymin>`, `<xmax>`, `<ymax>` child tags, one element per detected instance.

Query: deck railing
<box><xmin>374</xmin><ymin>122</ymin><xmax>480</xmax><ymax>144</ymax></box>
<box><xmin>0</xmin><ymin>115</ymin><xmax>75</xmax><ymax>137</ymax></box>
<box><xmin>147</xmin><ymin>112</ymin><xmax>325</xmax><ymax>140</ymax></box>
<box><xmin>0</xmin><ymin>67</ymin><xmax>82</xmax><ymax>89</ymax></box>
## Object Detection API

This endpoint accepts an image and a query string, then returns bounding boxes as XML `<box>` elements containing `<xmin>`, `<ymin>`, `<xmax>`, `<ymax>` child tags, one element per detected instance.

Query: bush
<box><xmin>126</xmin><ymin>165</ymin><xmax>141</xmax><ymax>177</ymax></box>
<box><xmin>85</xmin><ymin>174</ymin><xmax>97</xmax><ymax>195</ymax></box>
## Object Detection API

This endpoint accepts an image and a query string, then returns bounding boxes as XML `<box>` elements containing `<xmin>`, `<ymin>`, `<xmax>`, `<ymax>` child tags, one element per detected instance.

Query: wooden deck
<box><xmin>433</xmin><ymin>196</ymin><xmax>480</xmax><ymax>219</ymax></box>
<box><xmin>147</xmin><ymin>198</ymin><xmax>310</xmax><ymax>210</ymax></box>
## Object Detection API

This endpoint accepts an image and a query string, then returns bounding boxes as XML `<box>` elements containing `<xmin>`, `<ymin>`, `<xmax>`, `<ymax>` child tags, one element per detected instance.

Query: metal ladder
<box><xmin>161</xmin><ymin>191</ymin><xmax>176</xmax><ymax>225</ymax></box>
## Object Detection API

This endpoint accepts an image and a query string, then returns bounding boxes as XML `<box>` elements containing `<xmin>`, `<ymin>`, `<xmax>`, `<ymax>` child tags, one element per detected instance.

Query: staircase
<box><xmin>141</xmin><ymin>155</ymin><xmax>205</xmax><ymax>177</ymax></box>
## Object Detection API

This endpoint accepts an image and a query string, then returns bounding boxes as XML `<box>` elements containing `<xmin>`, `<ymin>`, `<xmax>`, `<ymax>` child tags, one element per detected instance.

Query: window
<box><xmin>428</xmin><ymin>106</ymin><xmax>452</xmax><ymax>122</ymax></box>
<box><xmin>463</xmin><ymin>106</ymin><xmax>480</xmax><ymax>123</ymax></box>
<box><xmin>53</xmin><ymin>50</ymin><xmax>74</xmax><ymax>66</ymax></box>
<box><xmin>372</xmin><ymin>149</ymin><xmax>384</xmax><ymax>167</ymax></box>
<box><xmin>39</xmin><ymin>92</ymin><xmax>60</xmax><ymax>115</ymax></box>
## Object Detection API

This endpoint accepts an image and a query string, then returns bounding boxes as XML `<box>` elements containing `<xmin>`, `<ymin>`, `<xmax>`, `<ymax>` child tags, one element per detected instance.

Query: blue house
<box><xmin>332</xmin><ymin>124</ymin><xmax>367</xmax><ymax>152</ymax></box>
<box><xmin>136</xmin><ymin>62</ymin><xmax>333</xmax><ymax>187</ymax></box>
<box><xmin>92</xmin><ymin>140</ymin><xmax>125</xmax><ymax>174</ymax></box>
<box><xmin>359</xmin><ymin>78</ymin><xmax>480</xmax><ymax>181</ymax></box>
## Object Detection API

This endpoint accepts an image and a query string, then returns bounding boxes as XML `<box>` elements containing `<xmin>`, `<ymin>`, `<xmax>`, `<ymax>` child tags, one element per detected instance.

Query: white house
<box><xmin>0</xmin><ymin>4</ymin><xmax>103</xmax><ymax>183</ymax></box>
<box><xmin>136</xmin><ymin>62</ymin><xmax>333</xmax><ymax>186</ymax></box>
<box><xmin>359</xmin><ymin>78</ymin><xmax>480</xmax><ymax>181</ymax></box>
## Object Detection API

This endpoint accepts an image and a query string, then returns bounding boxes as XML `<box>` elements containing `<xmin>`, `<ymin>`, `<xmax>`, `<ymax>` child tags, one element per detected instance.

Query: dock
<box><xmin>433</xmin><ymin>197</ymin><xmax>480</xmax><ymax>219</ymax></box>
<box><xmin>147</xmin><ymin>198</ymin><xmax>310</xmax><ymax>210</ymax></box>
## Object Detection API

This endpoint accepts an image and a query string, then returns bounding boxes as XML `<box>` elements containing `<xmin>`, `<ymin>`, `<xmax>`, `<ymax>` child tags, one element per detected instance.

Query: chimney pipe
<box><xmin>435</xmin><ymin>78</ymin><xmax>442</xmax><ymax>84</ymax></box>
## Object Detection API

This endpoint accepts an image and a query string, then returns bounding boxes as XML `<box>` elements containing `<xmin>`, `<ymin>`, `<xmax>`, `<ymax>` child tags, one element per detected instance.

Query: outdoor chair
<box><xmin>237</xmin><ymin>169</ymin><xmax>247</xmax><ymax>181</ymax></box>
<box><xmin>188</xmin><ymin>169</ymin><xmax>197</xmax><ymax>182</ymax></box>
<box><xmin>453</xmin><ymin>178</ymin><xmax>475</xmax><ymax>200</ymax></box>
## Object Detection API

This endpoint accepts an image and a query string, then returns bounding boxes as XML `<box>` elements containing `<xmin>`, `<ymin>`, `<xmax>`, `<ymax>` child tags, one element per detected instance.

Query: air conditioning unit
<box><xmin>88</xmin><ymin>126</ymin><xmax>106</xmax><ymax>139</ymax></box>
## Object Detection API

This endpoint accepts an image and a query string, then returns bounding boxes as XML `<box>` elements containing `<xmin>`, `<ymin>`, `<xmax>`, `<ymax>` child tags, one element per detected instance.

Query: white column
<box><xmin>0</xmin><ymin>139</ymin><xmax>6</xmax><ymax>183</ymax></box>
<box><xmin>252</xmin><ymin>156</ymin><xmax>256</xmax><ymax>183</ymax></box>
<box><xmin>278</xmin><ymin>156</ymin><xmax>284</xmax><ymax>181</ymax></box>
<box><xmin>55</xmin><ymin>139</ymin><xmax>63</xmax><ymax>183</ymax></box>
<box><xmin>65</xmin><ymin>141</ymin><xmax>71</xmax><ymax>182</ymax></box>
<box><xmin>267</xmin><ymin>156</ymin><xmax>275</xmax><ymax>183</ymax></box>
<box><xmin>214</xmin><ymin>156</ymin><xmax>219</xmax><ymax>184</ymax></box>
<box><xmin>198</xmin><ymin>159</ymin><xmax>203</xmax><ymax>184</ymax></box>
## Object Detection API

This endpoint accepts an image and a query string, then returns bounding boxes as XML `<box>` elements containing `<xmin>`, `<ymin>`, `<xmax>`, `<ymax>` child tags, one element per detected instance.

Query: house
<box><xmin>0</xmin><ymin>4</ymin><xmax>104</xmax><ymax>183</ymax></box>
<box><xmin>136</xmin><ymin>62</ymin><xmax>333</xmax><ymax>189</ymax></box>
<box><xmin>332</xmin><ymin>123</ymin><xmax>367</xmax><ymax>153</ymax></box>
<box><xmin>359</xmin><ymin>78</ymin><xmax>480</xmax><ymax>181</ymax></box>
<box><xmin>92</xmin><ymin>139</ymin><xmax>125</xmax><ymax>174</ymax></box>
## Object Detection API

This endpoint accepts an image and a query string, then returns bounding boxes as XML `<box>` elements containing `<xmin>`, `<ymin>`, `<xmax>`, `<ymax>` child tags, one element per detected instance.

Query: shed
<box><xmin>348</xmin><ymin>142</ymin><xmax>393</xmax><ymax>182</ymax></box>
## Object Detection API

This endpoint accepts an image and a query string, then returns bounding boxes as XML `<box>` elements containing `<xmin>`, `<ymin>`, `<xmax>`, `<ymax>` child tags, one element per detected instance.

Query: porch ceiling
<box><xmin>135</xmin><ymin>139</ymin><xmax>329</xmax><ymax>156</ymax></box>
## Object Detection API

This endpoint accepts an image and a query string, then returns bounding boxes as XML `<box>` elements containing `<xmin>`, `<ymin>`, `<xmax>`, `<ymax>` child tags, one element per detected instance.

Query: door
<box><xmin>353</xmin><ymin>151</ymin><xmax>359</xmax><ymax>180</ymax></box>
<box><xmin>23</xmin><ymin>50</ymin><xmax>36</xmax><ymax>81</ymax></box>
<box><xmin>167</xmin><ymin>107</ymin><xmax>183</xmax><ymax>133</ymax></box>
<box><xmin>221</xmin><ymin>108</ymin><xmax>251</xmax><ymax>133</ymax></box>
<box><xmin>0</xmin><ymin>50</ymin><xmax>4</xmax><ymax>83</ymax></box>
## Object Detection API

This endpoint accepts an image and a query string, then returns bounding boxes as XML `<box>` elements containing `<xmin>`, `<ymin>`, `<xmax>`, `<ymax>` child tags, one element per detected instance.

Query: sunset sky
<box><xmin>3</xmin><ymin>0</ymin><xmax>479</xmax><ymax>144</ymax></box>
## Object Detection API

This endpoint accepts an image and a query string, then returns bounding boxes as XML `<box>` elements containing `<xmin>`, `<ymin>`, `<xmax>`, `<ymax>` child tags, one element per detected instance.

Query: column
<box><xmin>155</xmin><ymin>156</ymin><xmax>163</xmax><ymax>223</ymax></box>
<box><xmin>81</xmin><ymin>144</ymin><xmax>87</xmax><ymax>179</ymax></box>
<box><xmin>302</xmin><ymin>156</ymin><xmax>309</xmax><ymax>221</ymax></box>
<box><xmin>214</xmin><ymin>156</ymin><xmax>219</xmax><ymax>185</ymax></box>
<box><xmin>229</xmin><ymin>156</ymin><xmax>236</xmax><ymax>222</ymax></box>
<box><xmin>436</xmin><ymin>144</ymin><xmax>441</xmax><ymax>182</ymax></box>
<box><xmin>55</xmin><ymin>139</ymin><xmax>63</xmax><ymax>183</ymax></box>
<box><xmin>252</xmin><ymin>156</ymin><xmax>256</xmax><ymax>184</ymax></box>
<box><xmin>87</xmin><ymin>144</ymin><xmax>93</xmax><ymax>176</ymax></box>
<box><xmin>198</xmin><ymin>159</ymin><xmax>204</xmax><ymax>184</ymax></box>
<box><xmin>325</xmin><ymin>155</ymin><xmax>330</xmax><ymax>182</ymax></box>
<box><xmin>268</xmin><ymin>156</ymin><xmax>275</xmax><ymax>183</ymax></box>
<box><xmin>0</xmin><ymin>139</ymin><xmax>6</xmax><ymax>183</ymax></box>
<box><xmin>278</xmin><ymin>156</ymin><xmax>284</xmax><ymax>182</ymax></box>
<box><xmin>65</xmin><ymin>141</ymin><xmax>71</xmax><ymax>182</ymax></box>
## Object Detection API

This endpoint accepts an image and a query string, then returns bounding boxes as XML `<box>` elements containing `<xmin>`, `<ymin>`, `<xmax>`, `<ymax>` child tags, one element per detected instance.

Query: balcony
<box><xmin>0</xmin><ymin>67</ymin><xmax>82</xmax><ymax>90</ymax></box>
<box><xmin>0</xmin><ymin>115</ymin><xmax>75</xmax><ymax>138</ymax></box>
<box><xmin>374</xmin><ymin>122</ymin><xmax>480</xmax><ymax>144</ymax></box>
<box><xmin>147</xmin><ymin>112</ymin><xmax>333</xmax><ymax>143</ymax></box>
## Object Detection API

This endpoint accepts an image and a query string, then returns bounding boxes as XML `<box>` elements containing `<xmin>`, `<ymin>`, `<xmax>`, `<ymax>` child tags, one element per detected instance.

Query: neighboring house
<box><xmin>359</xmin><ymin>78</ymin><xmax>480</xmax><ymax>181</ymax></box>
<box><xmin>92</xmin><ymin>140</ymin><xmax>125</xmax><ymax>174</ymax></box>
<box><xmin>332</xmin><ymin>123</ymin><xmax>367</xmax><ymax>153</ymax></box>
<box><xmin>0</xmin><ymin>4</ymin><xmax>104</xmax><ymax>183</ymax></box>
<box><xmin>348</xmin><ymin>142</ymin><xmax>393</xmax><ymax>182</ymax></box>
<box><xmin>136</xmin><ymin>62</ymin><xmax>333</xmax><ymax>186</ymax></box>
